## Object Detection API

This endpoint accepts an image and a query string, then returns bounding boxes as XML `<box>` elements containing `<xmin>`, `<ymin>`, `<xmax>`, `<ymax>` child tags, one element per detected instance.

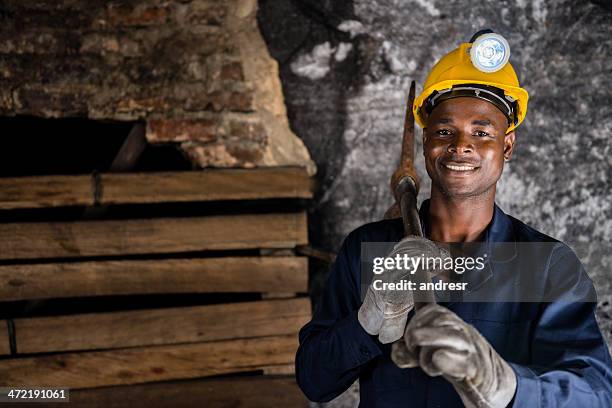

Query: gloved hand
<box><xmin>357</xmin><ymin>236</ymin><xmax>448</xmax><ymax>344</ymax></box>
<box><xmin>398</xmin><ymin>304</ymin><xmax>517</xmax><ymax>408</ymax></box>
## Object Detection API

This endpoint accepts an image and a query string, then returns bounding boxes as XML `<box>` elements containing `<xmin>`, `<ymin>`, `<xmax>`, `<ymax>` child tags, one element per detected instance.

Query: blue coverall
<box><xmin>295</xmin><ymin>200</ymin><xmax>612</xmax><ymax>407</ymax></box>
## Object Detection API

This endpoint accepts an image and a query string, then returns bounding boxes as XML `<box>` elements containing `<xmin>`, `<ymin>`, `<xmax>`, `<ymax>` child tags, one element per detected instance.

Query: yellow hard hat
<box><xmin>414</xmin><ymin>31</ymin><xmax>529</xmax><ymax>134</ymax></box>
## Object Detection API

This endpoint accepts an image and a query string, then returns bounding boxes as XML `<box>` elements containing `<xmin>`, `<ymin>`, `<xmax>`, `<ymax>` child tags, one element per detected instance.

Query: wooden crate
<box><xmin>0</xmin><ymin>167</ymin><xmax>313</xmax><ymax>405</ymax></box>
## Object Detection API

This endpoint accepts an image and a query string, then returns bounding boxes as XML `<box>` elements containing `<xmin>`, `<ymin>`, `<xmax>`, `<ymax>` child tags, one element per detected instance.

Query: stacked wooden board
<box><xmin>0</xmin><ymin>167</ymin><xmax>312</xmax><ymax>407</ymax></box>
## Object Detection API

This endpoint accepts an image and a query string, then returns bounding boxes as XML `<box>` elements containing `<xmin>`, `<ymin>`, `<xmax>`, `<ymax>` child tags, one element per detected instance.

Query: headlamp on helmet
<box><xmin>469</xmin><ymin>33</ymin><xmax>511</xmax><ymax>73</ymax></box>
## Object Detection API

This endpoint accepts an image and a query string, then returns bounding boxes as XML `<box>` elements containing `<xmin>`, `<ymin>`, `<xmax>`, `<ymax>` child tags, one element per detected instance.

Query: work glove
<box><xmin>357</xmin><ymin>236</ymin><xmax>449</xmax><ymax>344</ymax></box>
<box><xmin>395</xmin><ymin>304</ymin><xmax>517</xmax><ymax>408</ymax></box>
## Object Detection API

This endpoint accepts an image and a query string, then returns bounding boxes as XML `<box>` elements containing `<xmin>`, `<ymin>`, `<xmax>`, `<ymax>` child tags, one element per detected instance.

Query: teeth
<box><xmin>444</xmin><ymin>164</ymin><xmax>476</xmax><ymax>171</ymax></box>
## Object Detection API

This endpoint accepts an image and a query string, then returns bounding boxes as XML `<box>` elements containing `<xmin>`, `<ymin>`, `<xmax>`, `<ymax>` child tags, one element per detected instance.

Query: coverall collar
<box><xmin>418</xmin><ymin>198</ymin><xmax>518</xmax><ymax>296</ymax></box>
<box><xmin>418</xmin><ymin>198</ymin><xmax>516</xmax><ymax>245</ymax></box>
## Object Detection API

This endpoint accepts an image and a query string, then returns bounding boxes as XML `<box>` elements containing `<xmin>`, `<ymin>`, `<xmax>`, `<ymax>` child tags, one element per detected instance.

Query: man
<box><xmin>295</xmin><ymin>30</ymin><xmax>612</xmax><ymax>407</ymax></box>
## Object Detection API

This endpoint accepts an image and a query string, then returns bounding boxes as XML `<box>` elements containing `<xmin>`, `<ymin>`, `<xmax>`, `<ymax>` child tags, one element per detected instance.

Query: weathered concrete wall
<box><xmin>259</xmin><ymin>0</ymin><xmax>611</xmax><ymax>406</ymax></box>
<box><xmin>0</xmin><ymin>0</ymin><xmax>314</xmax><ymax>172</ymax></box>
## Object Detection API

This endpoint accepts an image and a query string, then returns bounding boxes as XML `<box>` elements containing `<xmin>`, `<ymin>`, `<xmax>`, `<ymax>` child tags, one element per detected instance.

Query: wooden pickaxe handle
<box><xmin>389</xmin><ymin>81</ymin><xmax>436</xmax><ymax>368</ymax></box>
<box><xmin>387</xmin><ymin>80</ymin><xmax>435</xmax><ymax>308</ymax></box>
<box><xmin>389</xmin><ymin>80</ymin><xmax>419</xmax><ymax>205</ymax></box>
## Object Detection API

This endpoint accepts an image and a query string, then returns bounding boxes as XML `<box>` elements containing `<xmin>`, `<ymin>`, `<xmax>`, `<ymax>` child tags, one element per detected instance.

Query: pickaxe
<box><xmin>385</xmin><ymin>81</ymin><xmax>436</xmax><ymax>366</ymax></box>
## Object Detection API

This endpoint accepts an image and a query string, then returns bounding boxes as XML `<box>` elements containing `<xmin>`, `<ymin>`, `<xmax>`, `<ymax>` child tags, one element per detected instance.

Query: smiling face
<box><xmin>423</xmin><ymin>97</ymin><xmax>516</xmax><ymax>199</ymax></box>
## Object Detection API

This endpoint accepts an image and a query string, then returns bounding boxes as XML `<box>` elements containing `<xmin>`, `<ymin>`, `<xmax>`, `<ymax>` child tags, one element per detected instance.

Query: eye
<box><xmin>436</xmin><ymin>129</ymin><xmax>453</xmax><ymax>136</ymax></box>
<box><xmin>474</xmin><ymin>130</ymin><xmax>490</xmax><ymax>137</ymax></box>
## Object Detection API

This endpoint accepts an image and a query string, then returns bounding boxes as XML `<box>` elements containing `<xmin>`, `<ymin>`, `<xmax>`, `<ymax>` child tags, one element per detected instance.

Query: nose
<box><xmin>447</xmin><ymin>132</ymin><xmax>474</xmax><ymax>154</ymax></box>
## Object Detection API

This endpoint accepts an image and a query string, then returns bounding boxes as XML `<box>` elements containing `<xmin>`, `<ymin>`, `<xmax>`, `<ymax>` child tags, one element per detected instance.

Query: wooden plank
<box><xmin>0</xmin><ymin>334</ymin><xmax>298</xmax><ymax>389</ymax></box>
<box><xmin>0</xmin><ymin>212</ymin><xmax>308</xmax><ymax>260</ymax></box>
<box><xmin>262</xmin><ymin>364</ymin><xmax>295</xmax><ymax>375</ymax></box>
<box><xmin>0</xmin><ymin>320</ymin><xmax>10</xmax><ymax>356</ymax></box>
<box><xmin>0</xmin><ymin>167</ymin><xmax>313</xmax><ymax>210</ymax></box>
<box><xmin>35</xmin><ymin>376</ymin><xmax>308</xmax><ymax>408</ymax></box>
<box><xmin>14</xmin><ymin>298</ymin><xmax>311</xmax><ymax>354</ymax></box>
<box><xmin>0</xmin><ymin>174</ymin><xmax>92</xmax><ymax>209</ymax></box>
<box><xmin>0</xmin><ymin>256</ymin><xmax>307</xmax><ymax>301</ymax></box>
<box><xmin>101</xmin><ymin>167</ymin><xmax>313</xmax><ymax>205</ymax></box>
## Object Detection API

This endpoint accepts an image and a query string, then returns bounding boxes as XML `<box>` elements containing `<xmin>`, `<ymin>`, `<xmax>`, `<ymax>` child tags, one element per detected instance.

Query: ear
<box><xmin>503</xmin><ymin>131</ymin><xmax>516</xmax><ymax>161</ymax></box>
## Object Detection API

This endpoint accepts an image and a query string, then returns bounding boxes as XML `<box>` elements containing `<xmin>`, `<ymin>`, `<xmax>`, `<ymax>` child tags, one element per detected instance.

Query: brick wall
<box><xmin>0</xmin><ymin>0</ymin><xmax>315</xmax><ymax>173</ymax></box>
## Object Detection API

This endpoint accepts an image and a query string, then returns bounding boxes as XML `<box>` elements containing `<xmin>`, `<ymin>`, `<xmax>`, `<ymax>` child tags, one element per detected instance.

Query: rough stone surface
<box><xmin>0</xmin><ymin>0</ymin><xmax>315</xmax><ymax>173</ymax></box>
<box><xmin>147</xmin><ymin>118</ymin><xmax>219</xmax><ymax>143</ymax></box>
<box><xmin>259</xmin><ymin>1</ymin><xmax>611</xmax><ymax>406</ymax></box>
